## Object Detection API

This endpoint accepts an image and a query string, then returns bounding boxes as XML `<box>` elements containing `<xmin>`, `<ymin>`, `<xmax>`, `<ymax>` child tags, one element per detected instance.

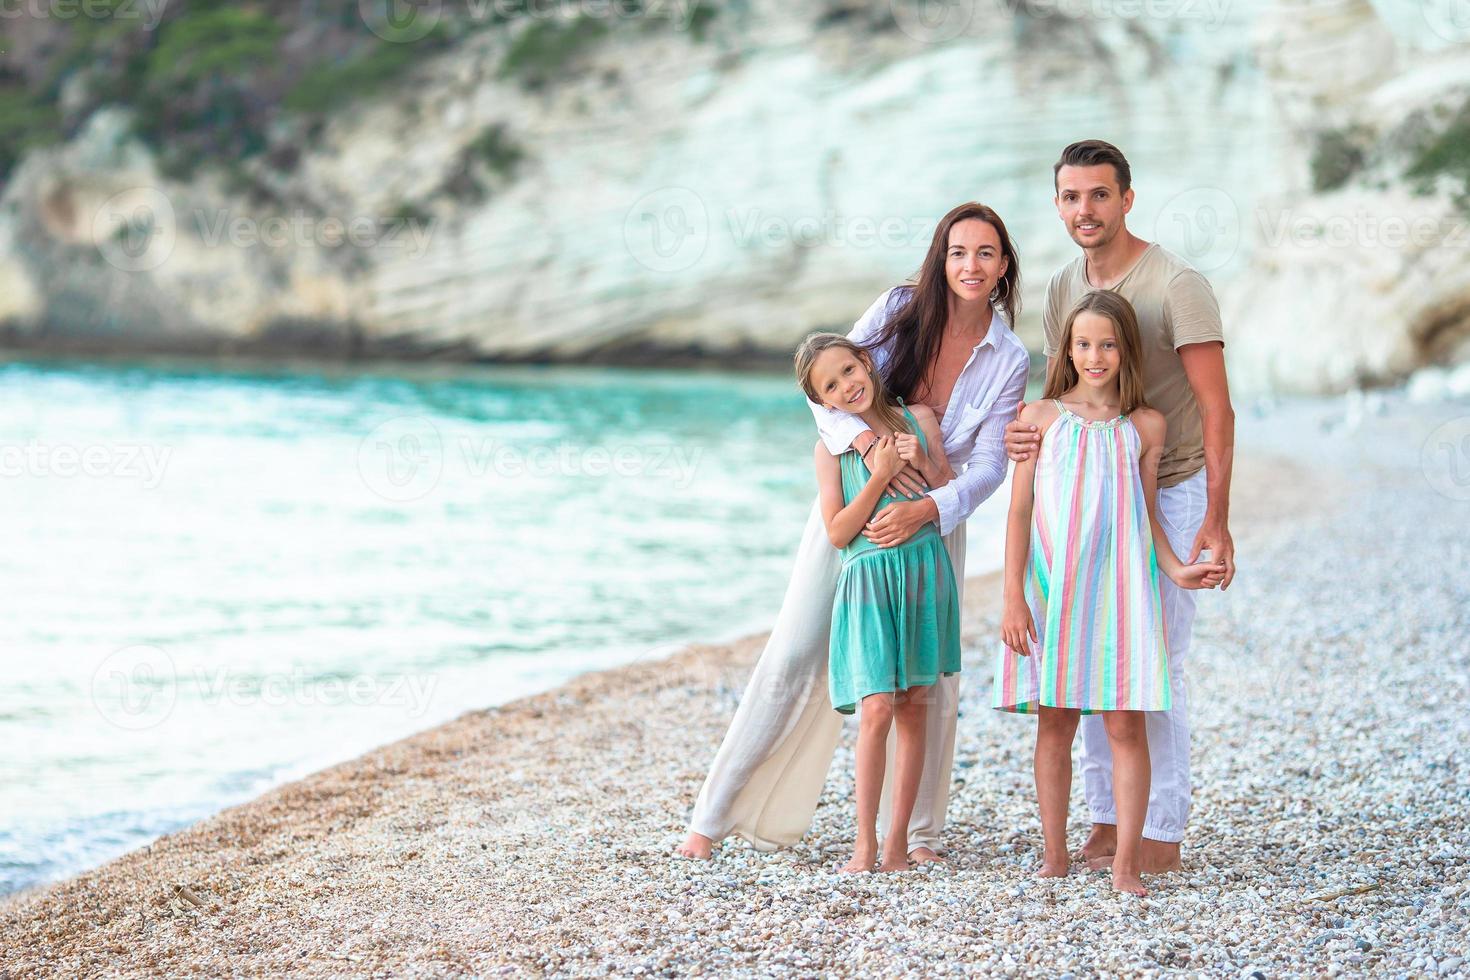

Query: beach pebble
<box><xmin>1</xmin><ymin>401</ymin><xmax>1466</xmax><ymax>979</ymax></box>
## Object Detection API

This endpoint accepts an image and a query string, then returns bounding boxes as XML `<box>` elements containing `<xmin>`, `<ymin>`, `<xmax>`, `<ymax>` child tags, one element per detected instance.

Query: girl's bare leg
<box><xmin>1103</xmin><ymin>710</ymin><xmax>1150</xmax><ymax>896</ymax></box>
<box><xmin>1035</xmin><ymin>706</ymin><xmax>1080</xmax><ymax>878</ymax></box>
<box><xmin>842</xmin><ymin>693</ymin><xmax>893</xmax><ymax>874</ymax></box>
<box><xmin>880</xmin><ymin>686</ymin><xmax>929</xmax><ymax>872</ymax></box>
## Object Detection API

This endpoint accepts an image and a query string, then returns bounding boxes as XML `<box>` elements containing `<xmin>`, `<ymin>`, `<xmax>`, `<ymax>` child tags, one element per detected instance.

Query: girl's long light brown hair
<box><xmin>794</xmin><ymin>333</ymin><xmax>911</xmax><ymax>442</ymax></box>
<box><xmin>1043</xmin><ymin>290</ymin><xmax>1147</xmax><ymax>414</ymax></box>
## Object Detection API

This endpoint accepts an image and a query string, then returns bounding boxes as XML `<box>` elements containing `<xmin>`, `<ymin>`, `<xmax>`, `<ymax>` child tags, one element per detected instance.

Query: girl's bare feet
<box><xmin>878</xmin><ymin>845</ymin><xmax>911</xmax><ymax>873</ymax></box>
<box><xmin>1035</xmin><ymin>854</ymin><xmax>1070</xmax><ymax>878</ymax></box>
<box><xmin>676</xmin><ymin>832</ymin><xmax>713</xmax><ymax>860</ymax></box>
<box><xmin>1112</xmin><ymin>869</ymin><xmax>1148</xmax><ymax>897</ymax></box>
<box><xmin>908</xmin><ymin>846</ymin><xmax>944</xmax><ymax>866</ymax></box>
<box><xmin>1088</xmin><ymin>841</ymin><xmax>1182</xmax><ymax>874</ymax></box>
<box><xmin>840</xmin><ymin>838</ymin><xmax>878</xmax><ymax>874</ymax></box>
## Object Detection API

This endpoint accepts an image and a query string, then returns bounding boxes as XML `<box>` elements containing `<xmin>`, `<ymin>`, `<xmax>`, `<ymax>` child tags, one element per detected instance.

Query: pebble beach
<box><xmin>2</xmin><ymin>395</ymin><xmax>1467</xmax><ymax>978</ymax></box>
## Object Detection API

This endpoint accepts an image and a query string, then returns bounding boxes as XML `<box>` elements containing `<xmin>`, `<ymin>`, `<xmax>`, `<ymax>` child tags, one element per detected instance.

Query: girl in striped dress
<box><xmin>995</xmin><ymin>290</ymin><xmax>1223</xmax><ymax>896</ymax></box>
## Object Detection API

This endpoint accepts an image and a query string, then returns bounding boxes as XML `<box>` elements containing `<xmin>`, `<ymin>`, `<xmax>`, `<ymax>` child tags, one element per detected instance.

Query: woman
<box><xmin>679</xmin><ymin>202</ymin><xmax>1030</xmax><ymax>865</ymax></box>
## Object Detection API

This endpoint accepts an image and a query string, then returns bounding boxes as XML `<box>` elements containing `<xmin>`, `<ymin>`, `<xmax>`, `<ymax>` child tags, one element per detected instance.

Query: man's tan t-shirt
<box><xmin>1042</xmin><ymin>243</ymin><xmax>1224</xmax><ymax>488</ymax></box>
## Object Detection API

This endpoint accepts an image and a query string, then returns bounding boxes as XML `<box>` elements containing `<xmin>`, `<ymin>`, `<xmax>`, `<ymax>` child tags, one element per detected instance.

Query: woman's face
<box><xmin>1069</xmin><ymin>310</ymin><xmax>1122</xmax><ymax>390</ymax></box>
<box><xmin>810</xmin><ymin>347</ymin><xmax>876</xmax><ymax>414</ymax></box>
<box><xmin>945</xmin><ymin>218</ymin><xmax>1009</xmax><ymax>305</ymax></box>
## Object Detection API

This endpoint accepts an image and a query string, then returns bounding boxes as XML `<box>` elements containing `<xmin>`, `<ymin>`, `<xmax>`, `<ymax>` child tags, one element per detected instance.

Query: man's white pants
<box><xmin>1079</xmin><ymin>468</ymin><xmax>1208</xmax><ymax>843</ymax></box>
<box><xmin>687</xmin><ymin>496</ymin><xmax>966</xmax><ymax>854</ymax></box>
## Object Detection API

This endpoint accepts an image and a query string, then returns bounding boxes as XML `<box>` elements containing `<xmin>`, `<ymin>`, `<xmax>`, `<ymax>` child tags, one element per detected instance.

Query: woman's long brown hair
<box><xmin>867</xmin><ymin>202</ymin><xmax>1022</xmax><ymax>402</ymax></box>
<box><xmin>794</xmin><ymin>333</ymin><xmax>911</xmax><ymax>441</ymax></box>
<box><xmin>1042</xmin><ymin>290</ymin><xmax>1147</xmax><ymax>414</ymax></box>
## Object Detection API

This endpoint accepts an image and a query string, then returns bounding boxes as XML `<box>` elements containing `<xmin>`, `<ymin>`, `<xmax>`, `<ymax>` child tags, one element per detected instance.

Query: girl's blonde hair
<box><xmin>1043</xmin><ymin>290</ymin><xmax>1147</xmax><ymax>414</ymax></box>
<box><xmin>794</xmin><ymin>333</ymin><xmax>911</xmax><ymax>441</ymax></box>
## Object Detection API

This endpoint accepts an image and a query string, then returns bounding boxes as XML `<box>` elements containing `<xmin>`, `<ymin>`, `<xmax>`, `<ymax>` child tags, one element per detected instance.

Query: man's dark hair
<box><xmin>1053</xmin><ymin>140</ymin><xmax>1132</xmax><ymax>194</ymax></box>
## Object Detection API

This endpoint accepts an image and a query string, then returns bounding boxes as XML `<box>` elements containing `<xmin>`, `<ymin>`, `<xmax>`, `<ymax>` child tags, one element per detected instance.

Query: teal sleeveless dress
<box><xmin>828</xmin><ymin>402</ymin><xmax>963</xmax><ymax>715</ymax></box>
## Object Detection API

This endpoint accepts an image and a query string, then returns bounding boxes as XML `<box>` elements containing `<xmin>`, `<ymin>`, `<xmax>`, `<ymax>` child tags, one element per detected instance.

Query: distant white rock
<box><xmin>0</xmin><ymin>0</ymin><xmax>1466</xmax><ymax>393</ymax></box>
<box><xmin>1409</xmin><ymin>368</ymin><xmax>1452</xmax><ymax>403</ymax></box>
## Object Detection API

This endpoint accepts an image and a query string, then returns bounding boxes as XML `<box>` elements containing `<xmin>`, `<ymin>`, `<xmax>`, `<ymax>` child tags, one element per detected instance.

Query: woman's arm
<box><xmin>865</xmin><ymin>355</ymin><xmax>1030</xmax><ymax>550</ymax></box>
<box><xmin>925</xmin><ymin>352</ymin><xmax>1029</xmax><ymax>537</ymax></box>
<box><xmin>815</xmin><ymin>437</ymin><xmax>903</xmax><ymax>549</ymax></box>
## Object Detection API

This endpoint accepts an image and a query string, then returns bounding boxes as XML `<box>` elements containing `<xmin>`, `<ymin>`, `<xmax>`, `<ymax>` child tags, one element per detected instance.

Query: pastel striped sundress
<box><xmin>993</xmin><ymin>399</ymin><xmax>1171</xmax><ymax>714</ymax></box>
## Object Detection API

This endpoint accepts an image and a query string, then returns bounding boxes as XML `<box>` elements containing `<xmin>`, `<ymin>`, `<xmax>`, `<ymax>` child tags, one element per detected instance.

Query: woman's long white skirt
<box><xmin>687</xmin><ymin>496</ymin><xmax>967</xmax><ymax>853</ymax></box>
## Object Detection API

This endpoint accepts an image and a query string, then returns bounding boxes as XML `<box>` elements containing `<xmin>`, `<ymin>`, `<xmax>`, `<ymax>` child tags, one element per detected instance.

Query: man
<box><xmin>1005</xmin><ymin>139</ymin><xmax>1236</xmax><ymax>873</ymax></box>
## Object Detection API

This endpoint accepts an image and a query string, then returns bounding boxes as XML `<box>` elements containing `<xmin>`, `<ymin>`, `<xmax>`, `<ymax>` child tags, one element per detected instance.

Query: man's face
<box><xmin>1054</xmin><ymin>163</ymin><xmax>1134</xmax><ymax>250</ymax></box>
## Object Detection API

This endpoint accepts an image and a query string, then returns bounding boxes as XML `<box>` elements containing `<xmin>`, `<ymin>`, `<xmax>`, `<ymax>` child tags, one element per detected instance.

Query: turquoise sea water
<box><xmin>0</xmin><ymin>357</ymin><xmax>1012</xmax><ymax>897</ymax></box>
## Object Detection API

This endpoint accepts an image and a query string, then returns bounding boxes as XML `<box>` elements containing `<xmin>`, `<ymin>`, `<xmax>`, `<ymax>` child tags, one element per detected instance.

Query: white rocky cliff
<box><xmin>0</xmin><ymin>0</ymin><xmax>1467</xmax><ymax>393</ymax></box>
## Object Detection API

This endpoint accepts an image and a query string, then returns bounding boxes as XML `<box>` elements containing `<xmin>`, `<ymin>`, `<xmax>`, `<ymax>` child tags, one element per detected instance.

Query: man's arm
<box><xmin>926</xmin><ymin>355</ymin><xmax>1029</xmax><ymax>536</ymax></box>
<box><xmin>1004</xmin><ymin>275</ymin><xmax>1061</xmax><ymax>462</ymax></box>
<box><xmin>1179</xmin><ymin>340</ymin><xmax>1236</xmax><ymax>588</ymax></box>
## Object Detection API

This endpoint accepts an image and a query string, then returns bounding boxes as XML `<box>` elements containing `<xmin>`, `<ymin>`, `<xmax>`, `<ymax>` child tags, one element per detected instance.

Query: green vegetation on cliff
<box><xmin>1407</xmin><ymin>98</ymin><xmax>1470</xmax><ymax>212</ymax></box>
<box><xmin>0</xmin><ymin>0</ymin><xmax>723</xmax><ymax>186</ymax></box>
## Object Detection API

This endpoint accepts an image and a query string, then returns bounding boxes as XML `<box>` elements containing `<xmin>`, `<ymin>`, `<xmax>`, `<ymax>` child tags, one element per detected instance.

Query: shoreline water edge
<box><xmin>2</xmin><ymin>394</ymin><xmax>1467</xmax><ymax>976</ymax></box>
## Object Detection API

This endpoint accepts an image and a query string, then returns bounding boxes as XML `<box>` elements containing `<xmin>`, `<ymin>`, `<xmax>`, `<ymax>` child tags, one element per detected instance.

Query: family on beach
<box><xmin>677</xmin><ymin>140</ymin><xmax>1237</xmax><ymax>897</ymax></box>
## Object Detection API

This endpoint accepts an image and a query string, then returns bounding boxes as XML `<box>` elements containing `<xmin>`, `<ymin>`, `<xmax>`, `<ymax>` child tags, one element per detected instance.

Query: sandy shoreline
<box><xmin>3</xmin><ymin>397</ymin><xmax>1468</xmax><ymax>977</ymax></box>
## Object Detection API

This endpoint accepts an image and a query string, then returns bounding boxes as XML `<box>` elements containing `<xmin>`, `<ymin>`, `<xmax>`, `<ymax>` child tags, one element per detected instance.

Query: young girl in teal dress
<box><xmin>794</xmin><ymin>333</ymin><xmax>962</xmax><ymax>875</ymax></box>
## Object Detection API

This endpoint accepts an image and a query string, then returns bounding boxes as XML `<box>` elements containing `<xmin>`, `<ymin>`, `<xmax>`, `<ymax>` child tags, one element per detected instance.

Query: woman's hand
<box><xmin>1002</xmin><ymin>597</ymin><xmax>1037</xmax><ymax>657</ymax></box>
<box><xmin>886</xmin><ymin>466</ymin><xmax>930</xmax><ymax>500</ymax></box>
<box><xmin>861</xmin><ymin>497</ymin><xmax>937</xmax><ymax>547</ymax></box>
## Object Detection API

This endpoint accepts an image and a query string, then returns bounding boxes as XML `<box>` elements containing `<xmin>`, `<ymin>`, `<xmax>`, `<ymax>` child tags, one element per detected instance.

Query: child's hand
<box><xmin>1170</xmin><ymin>559</ymin><xmax>1227</xmax><ymax>590</ymax></box>
<box><xmin>1001</xmin><ymin>598</ymin><xmax>1037</xmax><ymax>657</ymax></box>
<box><xmin>894</xmin><ymin>432</ymin><xmax>928</xmax><ymax>470</ymax></box>
<box><xmin>868</xmin><ymin>435</ymin><xmax>903</xmax><ymax>480</ymax></box>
